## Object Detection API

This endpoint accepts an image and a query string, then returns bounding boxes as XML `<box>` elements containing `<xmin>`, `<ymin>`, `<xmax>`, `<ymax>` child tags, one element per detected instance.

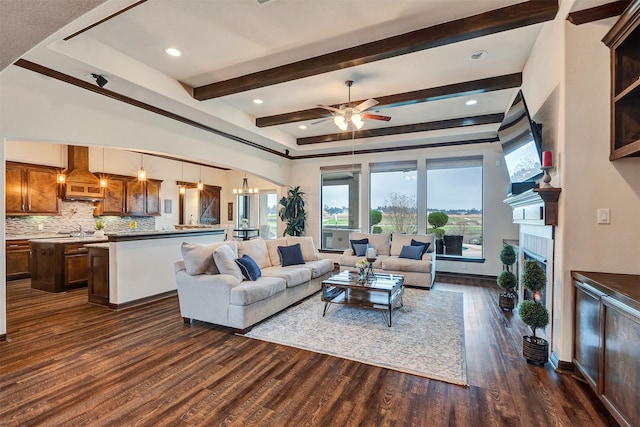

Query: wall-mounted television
<box><xmin>498</xmin><ymin>90</ymin><xmax>543</xmax><ymax>188</ymax></box>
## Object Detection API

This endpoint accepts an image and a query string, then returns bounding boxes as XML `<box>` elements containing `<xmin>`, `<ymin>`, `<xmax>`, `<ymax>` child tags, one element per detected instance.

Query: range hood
<box><xmin>63</xmin><ymin>146</ymin><xmax>104</xmax><ymax>200</ymax></box>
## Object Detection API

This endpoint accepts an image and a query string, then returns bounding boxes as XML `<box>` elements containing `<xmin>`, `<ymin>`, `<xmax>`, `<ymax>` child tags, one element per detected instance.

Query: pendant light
<box><xmin>100</xmin><ymin>148</ymin><xmax>108</xmax><ymax>188</ymax></box>
<box><xmin>137</xmin><ymin>153</ymin><xmax>146</xmax><ymax>181</ymax></box>
<box><xmin>57</xmin><ymin>145</ymin><xmax>65</xmax><ymax>184</ymax></box>
<box><xmin>179</xmin><ymin>162</ymin><xmax>185</xmax><ymax>194</ymax></box>
<box><xmin>233</xmin><ymin>173</ymin><xmax>258</xmax><ymax>194</ymax></box>
<box><xmin>197</xmin><ymin>165</ymin><xmax>203</xmax><ymax>190</ymax></box>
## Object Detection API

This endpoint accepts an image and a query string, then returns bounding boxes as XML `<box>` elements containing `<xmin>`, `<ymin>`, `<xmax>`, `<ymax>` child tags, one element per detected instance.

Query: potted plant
<box><xmin>519</xmin><ymin>259</ymin><xmax>550</xmax><ymax>365</ymax></box>
<box><xmin>427</xmin><ymin>211</ymin><xmax>448</xmax><ymax>254</ymax></box>
<box><xmin>278</xmin><ymin>186</ymin><xmax>306</xmax><ymax>236</ymax></box>
<box><xmin>497</xmin><ymin>245</ymin><xmax>517</xmax><ymax>310</ymax></box>
<box><xmin>94</xmin><ymin>219</ymin><xmax>105</xmax><ymax>237</ymax></box>
<box><xmin>370</xmin><ymin>209</ymin><xmax>382</xmax><ymax>233</ymax></box>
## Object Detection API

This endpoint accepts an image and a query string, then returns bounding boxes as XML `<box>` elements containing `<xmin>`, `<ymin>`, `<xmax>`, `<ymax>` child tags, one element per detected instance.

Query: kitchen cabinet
<box><xmin>6</xmin><ymin>239</ymin><xmax>32</xmax><ymax>280</ymax></box>
<box><xmin>6</xmin><ymin>162</ymin><xmax>61</xmax><ymax>216</ymax></box>
<box><xmin>31</xmin><ymin>238</ymin><xmax>104</xmax><ymax>292</ymax></box>
<box><xmin>572</xmin><ymin>271</ymin><xmax>640</xmax><ymax>427</ymax></box>
<box><xmin>87</xmin><ymin>245</ymin><xmax>109</xmax><ymax>306</ymax></box>
<box><xmin>95</xmin><ymin>175</ymin><xmax>161</xmax><ymax>217</ymax></box>
<box><xmin>603</xmin><ymin>1</ymin><xmax>640</xmax><ymax>160</ymax></box>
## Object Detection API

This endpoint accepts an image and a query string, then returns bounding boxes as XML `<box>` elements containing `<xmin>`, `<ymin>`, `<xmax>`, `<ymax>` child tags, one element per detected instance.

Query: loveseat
<box><xmin>175</xmin><ymin>236</ymin><xmax>334</xmax><ymax>332</ymax></box>
<box><xmin>339</xmin><ymin>232</ymin><xmax>436</xmax><ymax>289</ymax></box>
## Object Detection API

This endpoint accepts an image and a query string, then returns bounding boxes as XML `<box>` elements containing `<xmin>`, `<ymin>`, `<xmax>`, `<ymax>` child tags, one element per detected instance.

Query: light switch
<box><xmin>597</xmin><ymin>208</ymin><xmax>610</xmax><ymax>224</ymax></box>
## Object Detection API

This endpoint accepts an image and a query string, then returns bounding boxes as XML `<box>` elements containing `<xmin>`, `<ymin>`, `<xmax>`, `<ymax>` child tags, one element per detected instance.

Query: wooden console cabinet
<box><xmin>87</xmin><ymin>244</ymin><xmax>109</xmax><ymax>306</ymax></box>
<box><xmin>573</xmin><ymin>271</ymin><xmax>640</xmax><ymax>427</ymax></box>
<box><xmin>603</xmin><ymin>0</ymin><xmax>640</xmax><ymax>160</ymax></box>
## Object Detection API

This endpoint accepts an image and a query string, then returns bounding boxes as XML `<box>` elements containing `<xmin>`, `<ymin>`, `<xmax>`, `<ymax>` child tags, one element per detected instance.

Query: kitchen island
<box><xmin>105</xmin><ymin>228</ymin><xmax>225</xmax><ymax>309</ymax></box>
<box><xmin>30</xmin><ymin>236</ymin><xmax>108</xmax><ymax>292</ymax></box>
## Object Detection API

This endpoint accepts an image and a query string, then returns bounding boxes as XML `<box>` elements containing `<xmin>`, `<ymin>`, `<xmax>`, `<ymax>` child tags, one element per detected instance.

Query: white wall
<box><xmin>290</xmin><ymin>142</ymin><xmax>518</xmax><ymax>277</ymax></box>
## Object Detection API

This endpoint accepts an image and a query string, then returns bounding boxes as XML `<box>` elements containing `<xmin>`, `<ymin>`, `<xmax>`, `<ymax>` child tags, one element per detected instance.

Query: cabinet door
<box><xmin>26</xmin><ymin>167</ymin><xmax>60</xmax><ymax>214</ymax></box>
<box><xmin>64</xmin><ymin>254</ymin><xmax>89</xmax><ymax>288</ymax></box>
<box><xmin>6</xmin><ymin>164</ymin><xmax>25</xmax><ymax>213</ymax></box>
<box><xmin>574</xmin><ymin>282</ymin><xmax>604</xmax><ymax>391</ymax></box>
<box><xmin>145</xmin><ymin>179</ymin><xmax>161</xmax><ymax>215</ymax></box>
<box><xmin>6</xmin><ymin>240</ymin><xmax>31</xmax><ymax>280</ymax></box>
<box><xmin>602</xmin><ymin>297</ymin><xmax>640</xmax><ymax>427</ymax></box>
<box><xmin>126</xmin><ymin>180</ymin><xmax>146</xmax><ymax>215</ymax></box>
<box><xmin>102</xmin><ymin>178</ymin><xmax>126</xmax><ymax>214</ymax></box>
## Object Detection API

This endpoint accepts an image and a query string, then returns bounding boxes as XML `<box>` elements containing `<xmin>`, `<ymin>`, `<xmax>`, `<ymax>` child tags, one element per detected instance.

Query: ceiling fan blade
<box><xmin>354</xmin><ymin>98</ymin><xmax>378</xmax><ymax>112</ymax></box>
<box><xmin>310</xmin><ymin>117</ymin><xmax>332</xmax><ymax>125</ymax></box>
<box><xmin>363</xmin><ymin>113</ymin><xmax>391</xmax><ymax>122</ymax></box>
<box><xmin>316</xmin><ymin>104</ymin><xmax>342</xmax><ymax>113</ymax></box>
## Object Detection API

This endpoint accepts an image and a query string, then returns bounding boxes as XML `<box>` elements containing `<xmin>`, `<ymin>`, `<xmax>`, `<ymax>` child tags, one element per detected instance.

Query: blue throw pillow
<box><xmin>235</xmin><ymin>254</ymin><xmax>261</xmax><ymax>281</ymax></box>
<box><xmin>399</xmin><ymin>245</ymin><xmax>423</xmax><ymax>260</ymax></box>
<box><xmin>352</xmin><ymin>243</ymin><xmax>369</xmax><ymax>257</ymax></box>
<box><xmin>278</xmin><ymin>243</ymin><xmax>305</xmax><ymax>266</ymax></box>
<box><xmin>411</xmin><ymin>239</ymin><xmax>431</xmax><ymax>257</ymax></box>
<box><xmin>350</xmin><ymin>238</ymin><xmax>369</xmax><ymax>254</ymax></box>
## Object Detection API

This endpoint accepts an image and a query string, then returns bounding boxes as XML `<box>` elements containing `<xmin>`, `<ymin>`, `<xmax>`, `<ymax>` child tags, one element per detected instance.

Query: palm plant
<box><xmin>278</xmin><ymin>186</ymin><xmax>306</xmax><ymax>236</ymax></box>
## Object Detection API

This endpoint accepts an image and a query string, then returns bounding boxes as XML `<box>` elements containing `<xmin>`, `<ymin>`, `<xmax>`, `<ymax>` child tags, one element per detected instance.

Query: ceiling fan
<box><xmin>316</xmin><ymin>80</ymin><xmax>391</xmax><ymax>131</ymax></box>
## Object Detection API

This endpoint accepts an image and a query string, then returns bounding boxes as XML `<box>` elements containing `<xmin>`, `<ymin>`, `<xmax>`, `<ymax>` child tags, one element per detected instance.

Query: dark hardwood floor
<box><xmin>0</xmin><ymin>278</ymin><xmax>617</xmax><ymax>426</ymax></box>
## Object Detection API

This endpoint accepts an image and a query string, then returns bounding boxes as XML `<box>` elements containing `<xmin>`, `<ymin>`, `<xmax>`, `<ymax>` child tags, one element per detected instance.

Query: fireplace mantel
<box><xmin>504</xmin><ymin>187</ymin><xmax>562</xmax><ymax>226</ymax></box>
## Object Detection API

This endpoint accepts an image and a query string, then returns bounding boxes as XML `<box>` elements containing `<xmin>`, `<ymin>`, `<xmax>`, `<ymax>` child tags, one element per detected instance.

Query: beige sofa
<box><xmin>339</xmin><ymin>232</ymin><xmax>436</xmax><ymax>289</ymax></box>
<box><xmin>175</xmin><ymin>236</ymin><xmax>334</xmax><ymax>332</ymax></box>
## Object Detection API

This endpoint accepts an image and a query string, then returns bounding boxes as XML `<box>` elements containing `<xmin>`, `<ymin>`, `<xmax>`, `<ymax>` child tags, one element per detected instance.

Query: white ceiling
<box><xmin>15</xmin><ymin>0</ymin><xmax>564</xmax><ymax>158</ymax></box>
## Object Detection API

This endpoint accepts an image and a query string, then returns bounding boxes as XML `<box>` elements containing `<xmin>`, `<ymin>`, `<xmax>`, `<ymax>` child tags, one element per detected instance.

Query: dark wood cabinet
<box><xmin>31</xmin><ymin>239</ymin><xmax>102</xmax><ymax>292</ymax></box>
<box><xmin>6</xmin><ymin>240</ymin><xmax>32</xmax><ymax>280</ymax></box>
<box><xmin>572</xmin><ymin>272</ymin><xmax>640</xmax><ymax>427</ymax></box>
<box><xmin>88</xmin><ymin>246</ymin><xmax>109</xmax><ymax>306</ymax></box>
<box><xmin>99</xmin><ymin>177</ymin><xmax>126</xmax><ymax>215</ymax></box>
<box><xmin>95</xmin><ymin>175</ymin><xmax>161</xmax><ymax>217</ymax></box>
<box><xmin>6</xmin><ymin>162</ymin><xmax>61</xmax><ymax>216</ymax></box>
<box><xmin>603</xmin><ymin>1</ymin><xmax>640</xmax><ymax>160</ymax></box>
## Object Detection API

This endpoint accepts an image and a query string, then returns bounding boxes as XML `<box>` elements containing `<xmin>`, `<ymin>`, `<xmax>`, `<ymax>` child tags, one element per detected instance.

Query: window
<box><xmin>320</xmin><ymin>165</ymin><xmax>360</xmax><ymax>250</ymax></box>
<box><xmin>426</xmin><ymin>157</ymin><xmax>483</xmax><ymax>258</ymax></box>
<box><xmin>258</xmin><ymin>191</ymin><xmax>278</xmax><ymax>239</ymax></box>
<box><xmin>369</xmin><ymin>161</ymin><xmax>417</xmax><ymax>234</ymax></box>
<box><xmin>237</xmin><ymin>195</ymin><xmax>254</xmax><ymax>228</ymax></box>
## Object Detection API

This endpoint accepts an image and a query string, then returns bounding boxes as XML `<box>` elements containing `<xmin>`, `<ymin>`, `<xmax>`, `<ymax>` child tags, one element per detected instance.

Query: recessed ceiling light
<box><xmin>299</xmin><ymin>125</ymin><xmax>307</xmax><ymax>129</ymax></box>
<box><xmin>164</xmin><ymin>47</ymin><xmax>182</xmax><ymax>57</ymax></box>
<box><xmin>470</xmin><ymin>50</ymin><xmax>487</xmax><ymax>60</ymax></box>
<box><xmin>253</xmin><ymin>99</ymin><xmax>264</xmax><ymax>104</ymax></box>
<box><xmin>466</xmin><ymin>99</ymin><xmax>478</xmax><ymax>106</ymax></box>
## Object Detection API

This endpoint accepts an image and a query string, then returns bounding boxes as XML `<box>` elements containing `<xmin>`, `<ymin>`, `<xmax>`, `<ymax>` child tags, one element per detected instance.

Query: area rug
<box><xmin>243</xmin><ymin>288</ymin><xmax>467</xmax><ymax>386</ymax></box>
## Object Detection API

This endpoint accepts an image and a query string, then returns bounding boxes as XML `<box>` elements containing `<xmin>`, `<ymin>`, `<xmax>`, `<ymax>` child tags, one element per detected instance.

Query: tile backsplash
<box><xmin>5</xmin><ymin>200</ymin><xmax>155</xmax><ymax>236</ymax></box>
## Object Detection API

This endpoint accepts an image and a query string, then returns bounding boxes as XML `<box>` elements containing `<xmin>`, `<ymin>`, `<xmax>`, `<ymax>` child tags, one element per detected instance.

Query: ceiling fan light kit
<box><xmin>319</xmin><ymin>80</ymin><xmax>390</xmax><ymax>132</ymax></box>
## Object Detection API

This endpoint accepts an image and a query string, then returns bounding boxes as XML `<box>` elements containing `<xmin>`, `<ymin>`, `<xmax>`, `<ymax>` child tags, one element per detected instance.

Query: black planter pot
<box><xmin>499</xmin><ymin>293</ymin><xmax>516</xmax><ymax>311</ymax></box>
<box><xmin>444</xmin><ymin>235</ymin><xmax>463</xmax><ymax>256</ymax></box>
<box><xmin>522</xmin><ymin>336</ymin><xmax>549</xmax><ymax>365</ymax></box>
<box><xmin>435</xmin><ymin>239</ymin><xmax>444</xmax><ymax>254</ymax></box>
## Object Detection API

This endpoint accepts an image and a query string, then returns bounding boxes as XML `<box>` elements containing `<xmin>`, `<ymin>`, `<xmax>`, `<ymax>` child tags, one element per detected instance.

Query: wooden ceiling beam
<box><xmin>567</xmin><ymin>1</ymin><xmax>631</xmax><ymax>25</ymax></box>
<box><xmin>296</xmin><ymin>113</ymin><xmax>504</xmax><ymax>145</ymax></box>
<box><xmin>256</xmin><ymin>73</ymin><xmax>521</xmax><ymax>127</ymax></box>
<box><xmin>193</xmin><ymin>1</ymin><xmax>557</xmax><ymax>100</ymax></box>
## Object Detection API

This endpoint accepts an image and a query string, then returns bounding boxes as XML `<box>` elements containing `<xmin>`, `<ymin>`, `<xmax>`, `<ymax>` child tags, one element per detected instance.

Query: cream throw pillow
<box><xmin>266</xmin><ymin>238</ymin><xmax>288</xmax><ymax>266</ymax></box>
<box><xmin>181</xmin><ymin>241</ymin><xmax>238</xmax><ymax>275</ymax></box>
<box><xmin>390</xmin><ymin>233</ymin><xmax>435</xmax><ymax>256</ymax></box>
<box><xmin>238</xmin><ymin>238</ymin><xmax>271</xmax><ymax>269</ymax></box>
<box><xmin>213</xmin><ymin>245</ymin><xmax>243</xmax><ymax>282</ymax></box>
<box><xmin>285</xmin><ymin>236</ymin><xmax>318</xmax><ymax>262</ymax></box>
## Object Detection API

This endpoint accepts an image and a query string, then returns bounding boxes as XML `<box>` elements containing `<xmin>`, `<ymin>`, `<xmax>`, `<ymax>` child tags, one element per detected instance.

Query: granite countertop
<box><xmin>28</xmin><ymin>236</ymin><xmax>108</xmax><ymax>244</ymax></box>
<box><xmin>84</xmin><ymin>242</ymin><xmax>110</xmax><ymax>249</ymax></box>
<box><xmin>6</xmin><ymin>233</ymin><xmax>65</xmax><ymax>241</ymax></box>
<box><xmin>106</xmin><ymin>228</ymin><xmax>225</xmax><ymax>242</ymax></box>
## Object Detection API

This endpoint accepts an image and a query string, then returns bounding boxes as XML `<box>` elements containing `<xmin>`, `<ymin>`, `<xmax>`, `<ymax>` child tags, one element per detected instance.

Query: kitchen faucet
<box><xmin>74</xmin><ymin>224</ymin><xmax>85</xmax><ymax>239</ymax></box>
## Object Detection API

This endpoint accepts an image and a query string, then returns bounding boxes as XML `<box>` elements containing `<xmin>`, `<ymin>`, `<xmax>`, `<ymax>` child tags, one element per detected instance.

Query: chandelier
<box><xmin>233</xmin><ymin>174</ymin><xmax>257</xmax><ymax>194</ymax></box>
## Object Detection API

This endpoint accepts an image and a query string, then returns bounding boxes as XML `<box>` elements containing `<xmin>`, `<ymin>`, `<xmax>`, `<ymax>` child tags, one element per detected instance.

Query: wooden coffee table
<box><xmin>321</xmin><ymin>271</ymin><xmax>404</xmax><ymax>327</ymax></box>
